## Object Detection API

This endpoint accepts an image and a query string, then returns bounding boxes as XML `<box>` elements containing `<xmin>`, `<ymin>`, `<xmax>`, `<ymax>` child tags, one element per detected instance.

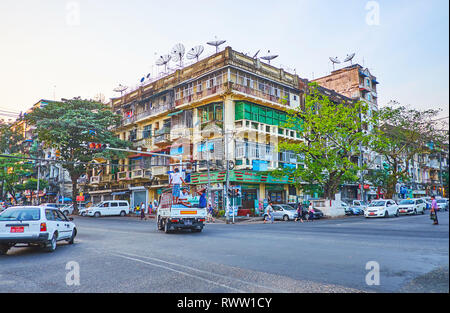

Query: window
<box><xmin>110</xmin><ymin>202</ymin><xmax>118</xmax><ymax>207</ymax></box>
<box><xmin>119</xmin><ymin>202</ymin><xmax>128</xmax><ymax>207</ymax></box>
<box><xmin>198</xmin><ymin>103</ymin><xmax>223</xmax><ymax>124</ymax></box>
<box><xmin>45</xmin><ymin>209</ymin><xmax>54</xmax><ymax>221</ymax></box>
<box><xmin>143</xmin><ymin>125</ymin><xmax>152</xmax><ymax>138</ymax></box>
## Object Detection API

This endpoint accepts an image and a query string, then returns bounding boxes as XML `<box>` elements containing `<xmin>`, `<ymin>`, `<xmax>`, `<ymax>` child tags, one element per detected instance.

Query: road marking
<box><xmin>114</xmin><ymin>250</ymin><xmax>288</xmax><ymax>293</ymax></box>
<box><xmin>109</xmin><ymin>252</ymin><xmax>246</xmax><ymax>293</ymax></box>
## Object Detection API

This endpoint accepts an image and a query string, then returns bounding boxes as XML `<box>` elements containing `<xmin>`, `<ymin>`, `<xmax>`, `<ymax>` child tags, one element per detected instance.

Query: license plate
<box><xmin>369</xmin><ymin>213</ymin><xmax>375</xmax><ymax>216</ymax></box>
<box><xmin>184</xmin><ymin>220</ymin><xmax>192</xmax><ymax>226</ymax></box>
<box><xmin>10</xmin><ymin>226</ymin><xmax>24</xmax><ymax>233</ymax></box>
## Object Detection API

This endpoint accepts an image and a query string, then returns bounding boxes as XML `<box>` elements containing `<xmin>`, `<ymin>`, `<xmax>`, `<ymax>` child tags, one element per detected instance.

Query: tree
<box><xmin>16</xmin><ymin>178</ymin><xmax>49</xmax><ymax>205</ymax></box>
<box><xmin>278</xmin><ymin>83</ymin><xmax>372</xmax><ymax>200</ymax></box>
<box><xmin>0</xmin><ymin>120</ymin><xmax>24</xmax><ymax>154</ymax></box>
<box><xmin>0</xmin><ymin>155</ymin><xmax>33</xmax><ymax>203</ymax></box>
<box><xmin>25</xmin><ymin>98</ymin><xmax>130</xmax><ymax>212</ymax></box>
<box><xmin>370</xmin><ymin>105</ymin><xmax>448</xmax><ymax>198</ymax></box>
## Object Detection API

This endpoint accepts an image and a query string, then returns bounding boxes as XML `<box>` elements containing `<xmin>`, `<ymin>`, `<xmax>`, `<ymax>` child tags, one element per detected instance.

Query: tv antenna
<box><xmin>343</xmin><ymin>53</ymin><xmax>355</xmax><ymax>65</ymax></box>
<box><xmin>329</xmin><ymin>57</ymin><xmax>341</xmax><ymax>70</ymax></box>
<box><xmin>171</xmin><ymin>43</ymin><xmax>185</xmax><ymax>67</ymax></box>
<box><xmin>113</xmin><ymin>84</ymin><xmax>128</xmax><ymax>96</ymax></box>
<box><xmin>260</xmin><ymin>50</ymin><xmax>278</xmax><ymax>65</ymax></box>
<box><xmin>207</xmin><ymin>37</ymin><xmax>226</xmax><ymax>54</ymax></box>
<box><xmin>186</xmin><ymin>45</ymin><xmax>205</xmax><ymax>62</ymax></box>
<box><xmin>156</xmin><ymin>54</ymin><xmax>171</xmax><ymax>73</ymax></box>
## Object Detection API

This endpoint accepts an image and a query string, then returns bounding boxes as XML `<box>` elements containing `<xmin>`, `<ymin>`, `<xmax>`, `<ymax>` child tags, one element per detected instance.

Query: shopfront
<box><xmin>266</xmin><ymin>185</ymin><xmax>286</xmax><ymax>204</ymax></box>
<box><xmin>240</xmin><ymin>184</ymin><xmax>259</xmax><ymax>210</ymax></box>
<box><xmin>130</xmin><ymin>186</ymin><xmax>148</xmax><ymax>212</ymax></box>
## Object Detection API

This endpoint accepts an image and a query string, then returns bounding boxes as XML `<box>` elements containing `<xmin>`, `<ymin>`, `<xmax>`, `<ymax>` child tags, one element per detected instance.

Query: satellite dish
<box><xmin>186</xmin><ymin>45</ymin><xmax>205</xmax><ymax>62</ymax></box>
<box><xmin>260</xmin><ymin>50</ymin><xmax>278</xmax><ymax>64</ymax></box>
<box><xmin>171</xmin><ymin>43</ymin><xmax>185</xmax><ymax>67</ymax></box>
<box><xmin>329</xmin><ymin>56</ymin><xmax>341</xmax><ymax>70</ymax></box>
<box><xmin>140</xmin><ymin>77</ymin><xmax>145</xmax><ymax>83</ymax></box>
<box><xmin>252</xmin><ymin>50</ymin><xmax>260</xmax><ymax>59</ymax></box>
<box><xmin>156</xmin><ymin>54</ymin><xmax>171</xmax><ymax>72</ymax></box>
<box><xmin>344</xmin><ymin>53</ymin><xmax>355</xmax><ymax>65</ymax></box>
<box><xmin>146</xmin><ymin>73</ymin><xmax>151</xmax><ymax>79</ymax></box>
<box><xmin>207</xmin><ymin>39</ymin><xmax>226</xmax><ymax>53</ymax></box>
<box><xmin>113</xmin><ymin>84</ymin><xmax>128</xmax><ymax>96</ymax></box>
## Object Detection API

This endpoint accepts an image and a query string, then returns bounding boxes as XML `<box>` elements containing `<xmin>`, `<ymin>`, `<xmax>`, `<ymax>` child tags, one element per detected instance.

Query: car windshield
<box><xmin>369</xmin><ymin>201</ymin><xmax>386</xmax><ymax>207</ymax></box>
<box><xmin>280</xmin><ymin>205</ymin><xmax>295</xmax><ymax>210</ymax></box>
<box><xmin>0</xmin><ymin>207</ymin><xmax>41</xmax><ymax>221</ymax></box>
<box><xmin>399</xmin><ymin>200</ymin><xmax>415</xmax><ymax>205</ymax></box>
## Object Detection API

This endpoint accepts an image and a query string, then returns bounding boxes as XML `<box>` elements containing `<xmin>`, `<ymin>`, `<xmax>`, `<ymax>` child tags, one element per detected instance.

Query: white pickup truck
<box><xmin>156</xmin><ymin>190</ymin><xmax>207</xmax><ymax>233</ymax></box>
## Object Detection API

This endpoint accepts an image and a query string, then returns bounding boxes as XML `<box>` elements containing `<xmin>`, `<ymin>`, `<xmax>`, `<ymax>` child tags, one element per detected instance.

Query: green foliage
<box><xmin>0</xmin><ymin>120</ymin><xmax>24</xmax><ymax>154</ymax></box>
<box><xmin>370</xmin><ymin>104</ymin><xmax>448</xmax><ymax>198</ymax></box>
<box><xmin>25</xmin><ymin>97</ymin><xmax>130</xmax><ymax>209</ymax></box>
<box><xmin>278</xmin><ymin>83</ymin><xmax>372</xmax><ymax>200</ymax></box>
<box><xmin>16</xmin><ymin>178</ymin><xmax>49</xmax><ymax>192</ymax></box>
<box><xmin>0</xmin><ymin>154</ymin><xmax>34</xmax><ymax>201</ymax></box>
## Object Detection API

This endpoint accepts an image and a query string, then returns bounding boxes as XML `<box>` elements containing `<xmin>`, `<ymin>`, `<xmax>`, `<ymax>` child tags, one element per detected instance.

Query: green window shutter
<box><xmin>266</xmin><ymin>109</ymin><xmax>273</xmax><ymax>118</ymax></box>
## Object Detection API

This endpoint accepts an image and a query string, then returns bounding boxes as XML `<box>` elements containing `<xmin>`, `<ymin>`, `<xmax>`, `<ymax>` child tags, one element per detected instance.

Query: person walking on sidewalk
<box><xmin>207</xmin><ymin>203</ymin><xmax>215</xmax><ymax>223</ymax></box>
<box><xmin>295</xmin><ymin>203</ymin><xmax>304</xmax><ymax>223</ymax></box>
<box><xmin>140</xmin><ymin>203</ymin><xmax>146</xmax><ymax>220</ymax></box>
<box><xmin>430</xmin><ymin>196</ymin><xmax>439</xmax><ymax>225</ymax></box>
<box><xmin>264</xmin><ymin>202</ymin><xmax>274</xmax><ymax>224</ymax></box>
<box><xmin>307</xmin><ymin>202</ymin><xmax>315</xmax><ymax>222</ymax></box>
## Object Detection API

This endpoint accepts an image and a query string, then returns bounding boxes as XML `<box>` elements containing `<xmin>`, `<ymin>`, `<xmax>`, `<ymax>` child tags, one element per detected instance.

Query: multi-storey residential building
<box><xmin>85</xmin><ymin>47</ymin><xmax>311</xmax><ymax>211</ymax></box>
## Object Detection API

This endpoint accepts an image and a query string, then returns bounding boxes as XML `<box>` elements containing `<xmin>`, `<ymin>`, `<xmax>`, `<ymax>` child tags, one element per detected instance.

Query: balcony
<box><xmin>100</xmin><ymin>174</ymin><xmax>113</xmax><ymax>183</ymax></box>
<box><xmin>153</xmin><ymin>128</ymin><xmax>171</xmax><ymax>145</ymax></box>
<box><xmin>231</xmin><ymin>83</ymin><xmax>290</xmax><ymax>107</ymax></box>
<box><xmin>90</xmin><ymin>176</ymin><xmax>100</xmax><ymax>184</ymax></box>
<box><xmin>152</xmin><ymin>166</ymin><xmax>168</xmax><ymax>176</ymax></box>
<box><xmin>130</xmin><ymin>168</ymin><xmax>151</xmax><ymax>179</ymax></box>
<box><xmin>234</xmin><ymin>119</ymin><xmax>300</xmax><ymax>141</ymax></box>
<box><xmin>175</xmin><ymin>84</ymin><xmax>226</xmax><ymax>107</ymax></box>
<box><xmin>170</xmin><ymin>126</ymin><xmax>191</xmax><ymax>141</ymax></box>
<box><xmin>132</xmin><ymin>137</ymin><xmax>152</xmax><ymax>149</ymax></box>
<box><xmin>117</xmin><ymin>171</ymin><xmax>129</xmax><ymax>181</ymax></box>
<box><xmin>121</xmin><ymin>103</ymin><xmax>175</xmax><ymax>127</ymax></box>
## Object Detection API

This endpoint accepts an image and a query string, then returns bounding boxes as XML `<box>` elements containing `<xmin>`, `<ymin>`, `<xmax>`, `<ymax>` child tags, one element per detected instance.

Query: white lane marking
<box><xmin>110</xmin><ymin>253</ymin><xmax>246</xmax><ymax>293</ymax></box>
<box><xmin>114</xmin><ymin>250</ymin><xmax>287</xmax><ymax>293</ymax></box>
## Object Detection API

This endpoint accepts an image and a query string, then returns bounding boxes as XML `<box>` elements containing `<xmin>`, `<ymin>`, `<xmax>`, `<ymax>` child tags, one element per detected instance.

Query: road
<box><xmin>0</xmin><ymin>211</ymin><xmax>448</xmax><ymax>293</ymax></box>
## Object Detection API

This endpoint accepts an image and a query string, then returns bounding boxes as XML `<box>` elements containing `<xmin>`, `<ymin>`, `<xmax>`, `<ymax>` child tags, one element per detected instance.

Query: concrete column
<box><xmin>223</xmin><ymin>95</ymin><xmax>235</xmax><ymax>159</ymax></box>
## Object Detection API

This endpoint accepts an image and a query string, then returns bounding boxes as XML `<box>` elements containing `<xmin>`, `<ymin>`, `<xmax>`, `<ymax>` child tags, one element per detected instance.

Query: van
<box><xmin>86</xmin><ymin>201</ymin><xmax>130</xmax><ymax>217</ymax></box>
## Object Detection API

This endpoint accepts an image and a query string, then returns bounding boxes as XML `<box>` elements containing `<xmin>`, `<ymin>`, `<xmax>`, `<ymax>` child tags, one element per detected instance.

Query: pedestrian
<box><xmin>295</xmin><ymin>203</ymin><xmax>304</xmax><ymax>223</ymax></box>
<box><xmin>169</xmin><ymin>168</ymin><xmax>186</xmax><ymax>204</ymax></box>
<box><xmin>264</xmin><ymin>201</ymin><xmax>274</xmax><ymax>224</ymax></box>
<box><xmin>148</xmin><ymin>203</ymin><xmax>152</xmax><ymax>215</ymax></box>
<box><xmin>207</xmin><ymin>203</ymin><xmax>215</xmax><ymax>223</ymax></box>
<box><xmin>140</xmin><ymin>203</ymin><xmax>146</xmax><ymax>220</ymax></box>
<box><xmin>430</xmin><ymin>196</ymin><xmax>439</xmax><ymax>225</ymax></box>
<box><xmin>135</xmin><ymin>204</ymin><xmax>140</xmax><ymax>217</ymax></box>
<box><xmin>307</xmin><ymin>203</ymin><xmax>315</xmax><ymax>222</ymax></box>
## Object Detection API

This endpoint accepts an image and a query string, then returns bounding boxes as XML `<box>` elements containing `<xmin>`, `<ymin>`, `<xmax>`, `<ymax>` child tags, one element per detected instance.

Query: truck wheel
<box><xmin>157</xmin><ymin>217</ymin><xmax>164</xmax><ymax>230</ymax></box>
<box><xmin>164</xmin><ymin>221</ymin><xmax>171</xmax><ymax>233</ymax></box>
<box><xmin>0</xmin><ymin>244</ymin><xmax>9</xmax><ymax>255</ymax></box>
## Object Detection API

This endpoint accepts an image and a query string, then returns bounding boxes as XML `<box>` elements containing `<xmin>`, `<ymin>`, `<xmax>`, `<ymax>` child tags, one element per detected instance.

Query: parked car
<box><xmin>85</xmin><ymin>200</ymin><xmax>130</xmax><ymax>217</ymax></box>
<box><xmin>0</xmin><ymin>206</ymin><xmax>77</xmax><ymax>255</ymax></box>
<box><xmin>436</xmin><ymin>199</ymin><xmax>449</xmax><ymax>211</ymax></box>
<box><xmin>60</xmin><ymin>203</ymin><xmax>87</xmax><ymax>216</ymax></box>
<box><xmin>311</xmin><ymin>208</ymin><xmax>324</xmax><ymax>219</ymax></box>
<box><xmin>364</xmin><ymin>199</ymin><xmax>399</xmax><ymax>218</ymax></box>
<box><xmin>398</xmin><ymin>198</ymin><xmax>426</xmax><ymax>215</ymax></box>
<box><xmin>345</xmin><ymin>206</ymin><xmax>365</xmax><ymax>215</ymax></box>
<box><xmin>39</xmin><ymin>203</ymin><xmax>68</xmax><ymax>210</ymax></box>
<box><xmin>264</xmin><ymin>204</ymin><xmax>297</xmax><ymax>221</ymax></box>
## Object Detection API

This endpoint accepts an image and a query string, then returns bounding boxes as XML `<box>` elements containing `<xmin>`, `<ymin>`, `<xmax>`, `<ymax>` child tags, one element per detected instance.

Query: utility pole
<box><xmin>36</xmin><ymin>162</ymin><xmax>40</xmax><ymax>205</ymax></box>
<box><xmin>206</xmin><ymin>139</ymin><xmax>211</xmax><ymax>206</ymax></box>
<box><xmin>224</xmin><ymin>131</ymin><xmax>230</xmax><ymax>224</ymax></box>
<box><xmin>439</xmin><ymin>151</ymin><xmax>443</xmax><ymax>197</ymax></box>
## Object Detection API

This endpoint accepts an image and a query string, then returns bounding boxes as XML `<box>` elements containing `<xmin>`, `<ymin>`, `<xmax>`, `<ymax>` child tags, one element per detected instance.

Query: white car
<box><xmin>365</xmin><ymin>199</ymin><xmax>399</xmax><ymax>218</ymax></box>
<box><xmin>0</xmin><ymin>206</ymin><xmax>77</xmax><ymax>255</ymax></box>
<box><xmin>436</xmin><ymin>199</ymin><xmax>449</xmax><ymax>211</ymax></box>
<box><xmin>85</xmin><ymin>200</ymin><xmax>130</xmax><ymax>217</ymax></box>
<box><xmin>398</xmin><ymin>198</ymin><xmax>426</xmax><ymax>215</ymax></box>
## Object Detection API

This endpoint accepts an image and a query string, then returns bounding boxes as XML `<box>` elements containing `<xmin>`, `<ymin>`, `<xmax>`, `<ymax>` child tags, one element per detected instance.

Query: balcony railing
<box><xmin>131</xmin><ymin>168</ymin><xmax>144</xmax><ymax>179</ymax></box>
<box><xmin>153</xmin><ymin>133</ymin><xmax>171</xmax><ymax>145</ymax></box>
<box><xmin>175</xmin><ymin>84</ymin><xmax>226</xmax><ymax>106</ymax></box>
<box><xmin>235</xmin><ymin>141</ymin><xmax>276</xmax><ymax>162</ymax></box>
<box><xmin>117</xmin><ymin>171</ymin><xmax>129</xmax><ymax>181</ymax></box>
<box><xmin>231</xmin><ymin>83</ymin><xmax>290</xmax><ymax>107</ymax></box>
<box><xmin>121</xmin><ymin>103</ymin><xmax>175</xmax><ymax>126</ymax></box>
<box><xmin>152</xmin><ymin>166</ymin><xmax>168</xmax><ymax>176</ymax></box>
<box><xmin>90</xmin><ymin>176</ymin><xmax>100</xmax><ymax>184</ymax></box>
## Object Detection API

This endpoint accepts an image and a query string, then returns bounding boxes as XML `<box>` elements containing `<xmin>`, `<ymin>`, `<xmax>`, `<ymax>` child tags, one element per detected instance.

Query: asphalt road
<box><xmin>0</xmin><ymin>211</ymin><xmax>448</xmax><ymax>293</ymax></box>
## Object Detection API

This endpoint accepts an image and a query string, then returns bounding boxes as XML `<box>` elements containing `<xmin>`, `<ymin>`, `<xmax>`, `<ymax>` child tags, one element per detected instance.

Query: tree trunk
<box><xmin>386</xmin><ymin>177</ymin><xmax>397</xmax><ymax>199</ymax></box>
<box><xmin>71</xmin><ymin>176</ymin><xmax>79</xmax><ymax>214</ymax></box>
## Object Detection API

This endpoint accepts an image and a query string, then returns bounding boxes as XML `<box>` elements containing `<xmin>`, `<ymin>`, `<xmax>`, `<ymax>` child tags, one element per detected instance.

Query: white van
<box><xmin>86</xmin><ymin>201</ymin><xmax>130</xmax><ymax>217</ymax></box>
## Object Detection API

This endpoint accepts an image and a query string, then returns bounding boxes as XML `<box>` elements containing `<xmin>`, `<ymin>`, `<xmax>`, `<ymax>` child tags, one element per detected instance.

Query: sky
<box><xmin>0</xmin><ymin>0</ymin><xmax>448</xmax><ymax>122</ymax></box>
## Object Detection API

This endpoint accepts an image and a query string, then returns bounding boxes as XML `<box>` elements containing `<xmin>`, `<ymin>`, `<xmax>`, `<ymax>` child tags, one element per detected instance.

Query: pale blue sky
<box><xmin>0</xmin><ymin>0</ymin><xmax>448</xmax><ymax>119</ymax></box>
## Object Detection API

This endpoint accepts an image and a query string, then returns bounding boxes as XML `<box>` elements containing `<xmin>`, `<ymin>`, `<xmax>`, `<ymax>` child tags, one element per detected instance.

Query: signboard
<box><xmin>76</xmin><ymin>196</ymin><xmax>85</xmax><ymax>202</ymax></box>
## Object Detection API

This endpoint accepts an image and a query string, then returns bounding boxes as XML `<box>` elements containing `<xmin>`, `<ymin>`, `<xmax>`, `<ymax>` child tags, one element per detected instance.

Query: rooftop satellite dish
<box><xmin>329</xmin><ymin>56</ymin><xmax>341</xmax><ymax>70</ymax></box>
<box><xmin>171</xmin><ymin>43</ymin><xmax>185</xmax><ymax>67</ymax></box>
<box><xmin>252</xmin><ymin>50</ymin><xmax>260</xmax><ymax>59</ymax></box>
<box><xmin>146</xmin><ymin>73</ymin><xmax>151</xmax><ymax>79</ymax></box>
<box><xmin>113</xmin><ymin>84</ymin><xmax>128</xmax><ymax>96</ymax></box>
<box><xmin>260</xmin><ymin>50</ymin><xmax>278</xmax><ymax>64</ymax></box>
<box><xmin>140</xmin><ymin>77</ymin><xmax>145</xmax><ymax>83</ymax></box>
<box><xmin>186</xmin><ymin>45</ymin><xmax>204</xmax><ymax>62</ymax></box>
<box><xmin>344</xmin><ymin>53</ymin><xmax>355</xmax><ymax>65</ymax></box>
<box><xmin>156</xmin><ymin>54</ymin><xmax>171</xmax><ymax>73</ymax></box>
<box><xmin>207</xmin><ymin>38</ymin><xmax>226</xmax><ymax>54</ymax></box>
